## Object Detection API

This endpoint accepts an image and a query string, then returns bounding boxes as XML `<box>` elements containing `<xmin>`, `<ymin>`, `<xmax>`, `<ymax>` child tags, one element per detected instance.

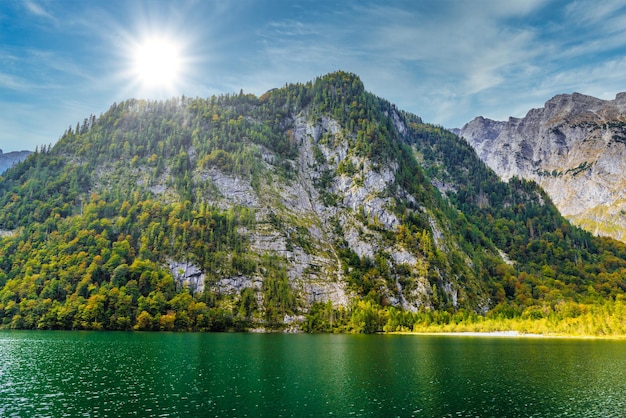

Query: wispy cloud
<box><xmin>535</xmin><ymin>56</ymin><xmax>626</xmax><ymax>99</ymax></box>
<box><xmin>0</xmin><ymin>48</ymin><xmax>94</xmax><ymax>94</ymax></box>
<box><xmin>265</xmin><ymin>20</ymin><xmax>321</xmax><ymax>38</ymax></box>
<box><xmin>24</xmin><ymin>0</ymin><xmax>57</xmax><ymax>22</ymax></box>
<box><xmin>28</xmin><ymin>49</ymin><xmax>98</xmax><ymax>84</ymax></box>
<box><xmin>564</xmin><ymin>0</ymin><xmax>626</xmax><ymax>25</ymax></box>
<box><xmin>0</xmin><ymin>73</ymin><xmax>35</xmax><ymax>91</ymax></box>
<box><xmin>356</xmin><ymin>2</ymin><xmax>548</xmax><ymax>93</ymax></box>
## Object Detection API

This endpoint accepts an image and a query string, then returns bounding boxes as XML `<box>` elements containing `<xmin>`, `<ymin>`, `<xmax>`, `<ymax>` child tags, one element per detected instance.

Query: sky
<box><xmin>2</xmin><ymin>0</ymin><xmax>626</xmax><ymax>152</ymax></box>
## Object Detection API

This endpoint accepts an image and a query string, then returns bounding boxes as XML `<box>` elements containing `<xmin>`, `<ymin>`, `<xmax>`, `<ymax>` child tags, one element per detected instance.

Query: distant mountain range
<box><xmin>459</xmin><ymin>92</ymin><xmax>626</xmax><ymax>243</ymax></box>
<box><xmin>0</xmin><ymin>149</ymin><xmax>31</xmax><ymax>174</ymax></box>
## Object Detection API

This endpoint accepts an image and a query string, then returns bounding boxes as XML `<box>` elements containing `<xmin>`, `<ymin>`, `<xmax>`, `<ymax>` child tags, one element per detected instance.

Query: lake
<box><xmin>0</xmin><ymin>332</ymin><xmax>625</xmax><ymax>417</ymax></box>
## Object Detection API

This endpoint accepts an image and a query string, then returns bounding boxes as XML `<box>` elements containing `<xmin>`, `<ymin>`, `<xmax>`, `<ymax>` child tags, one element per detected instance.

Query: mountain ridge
<box><xmin>459</xmin><ymin>91</ymin><xmax>626</xmax><ymax>242</ymax></box>
<box><xmin>0</xmin><ymin>149</ymin><xmax>32</xmax><ymax>174</ymax></box>
<box><xmin>1</xmin><ymin>71</ymin><xmax>625</xmax><ymax>333</ymax></box>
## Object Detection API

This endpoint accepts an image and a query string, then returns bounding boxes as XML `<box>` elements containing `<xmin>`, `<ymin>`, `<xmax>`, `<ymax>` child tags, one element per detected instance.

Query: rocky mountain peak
<box><xmin>460</xmin><ymin>91</ymin><xmax>626</xmax><ymax>242</ymax></box>
<box><xmin>461</xmin><ymin>116</ymin><xmax>505</xmax><ymax>142</ymax></box>
<box><xmin>615</xmin><ymin>92</ymin><xmax>626</xmax><ymax>104</ymax></box>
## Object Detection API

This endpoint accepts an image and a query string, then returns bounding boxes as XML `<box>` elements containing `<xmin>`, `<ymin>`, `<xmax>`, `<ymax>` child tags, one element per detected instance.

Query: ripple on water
<box><xmin>0</xmin><ymin>332</ymin><xmax>625</xmax><ymax>416</ymax></box>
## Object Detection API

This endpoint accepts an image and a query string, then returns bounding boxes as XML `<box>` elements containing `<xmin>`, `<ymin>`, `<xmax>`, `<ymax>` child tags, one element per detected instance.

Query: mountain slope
<box><xmin>459</xmin><ymin>92</ymin><xmax>626</xmax><ymax>242</ymax></box>
<box><xmin>1</xmin><ymin>72</ymin><xmax>625</xmax><ymax>332</ymax></box>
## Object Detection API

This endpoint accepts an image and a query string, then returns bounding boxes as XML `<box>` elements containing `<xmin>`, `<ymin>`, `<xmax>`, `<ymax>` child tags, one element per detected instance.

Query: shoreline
<box><xmin>393</xmin><ymin>330</ymin><xmax>626</xmax><ymax>340</ymax></box>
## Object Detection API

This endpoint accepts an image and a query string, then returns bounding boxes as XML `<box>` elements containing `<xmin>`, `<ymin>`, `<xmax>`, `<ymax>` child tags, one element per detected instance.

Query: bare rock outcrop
<box><xmin>460</xmin><ymin>92</ymin><xmax>626</xmax><ymax>242</ymax></box>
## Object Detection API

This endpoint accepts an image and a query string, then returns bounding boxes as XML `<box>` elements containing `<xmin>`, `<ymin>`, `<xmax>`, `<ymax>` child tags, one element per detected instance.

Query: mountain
<box><xmin>1</xmin><ymin>72</ymin><xmax>625</xmax><ymax>333</ymax></box>
<box><xmin>0</xmin><ymin>149</ymin><xmax>32</xmax><ymax>174</ymax></box>
<box><xmin>459</xmin><ymin>92</ymin><xmax>626</xmax><ymax>242</ymax></box>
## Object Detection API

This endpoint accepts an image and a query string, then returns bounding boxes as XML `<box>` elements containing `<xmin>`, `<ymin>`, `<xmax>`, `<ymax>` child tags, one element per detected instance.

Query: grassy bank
<box><xmin>304</xmin><ymin>298</ymin><xmax>626</xmax><ymax>338</ymax></box>
<box><xmin>396</xmin><ymin>302</ymin><xmax>626</xmax><ymax>338</ymax></box>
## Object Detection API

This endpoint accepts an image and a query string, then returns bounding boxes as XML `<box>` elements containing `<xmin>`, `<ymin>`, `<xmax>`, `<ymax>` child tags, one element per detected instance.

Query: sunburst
<box><xmin>131</xmin><ymin>36</ymin><xmax>182</xmax><ymax>91</ymax></box>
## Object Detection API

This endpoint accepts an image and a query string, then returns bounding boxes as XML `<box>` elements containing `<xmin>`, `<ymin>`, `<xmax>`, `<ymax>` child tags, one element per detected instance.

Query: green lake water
<box><xmin>0</xmin><ymin>331</ymin><xmax>625</xmax><ymax>417</ymax></box>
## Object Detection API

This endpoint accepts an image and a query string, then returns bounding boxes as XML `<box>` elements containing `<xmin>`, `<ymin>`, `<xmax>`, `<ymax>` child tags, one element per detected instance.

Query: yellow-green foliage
<box><xmin>408</xmin><ymin>300</ymin><xmax>626</xmax><ymax>337</ymax></box>
<box><xmin>330</xmin><ymin>299</ymin><xmax>626</xmax><ymax>337</ymax></box>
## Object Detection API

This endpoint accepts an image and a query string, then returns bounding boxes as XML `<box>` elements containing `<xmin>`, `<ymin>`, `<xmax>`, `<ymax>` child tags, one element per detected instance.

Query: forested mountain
<box><xmin>1</xmin><ymin>72</ymin><xmax>625</xmax><ymax>333</ymax></box>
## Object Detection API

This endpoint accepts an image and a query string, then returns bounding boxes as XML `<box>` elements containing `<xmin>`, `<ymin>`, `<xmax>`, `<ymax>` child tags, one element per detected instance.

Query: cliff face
<box><xmin>460</xmin><ymin>92</ymin><xmax>626</xmax><ymax>242</ymax></box>
<box><xmin>142</xmin><ymin>110</ymin><xmax>472</xmax><ymax>312</ymax></box>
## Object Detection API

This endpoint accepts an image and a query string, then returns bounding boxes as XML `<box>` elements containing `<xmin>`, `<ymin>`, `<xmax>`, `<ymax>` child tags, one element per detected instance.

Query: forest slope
<box><xmin>1</xmin><ymin>72</ymin><xmax>625</xmax><ymax>333</ymax></box>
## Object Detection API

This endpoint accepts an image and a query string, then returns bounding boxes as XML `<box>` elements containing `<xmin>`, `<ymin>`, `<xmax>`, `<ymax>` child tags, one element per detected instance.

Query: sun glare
<box><xmin>117</xmin><ymin>12</ymin><xmax>197</xmax><ymax>99</ymax></box>
<box><xmin>132</xmin><ymin>37</ymin><xmax>182</xmax><ymax>90</ymax></box>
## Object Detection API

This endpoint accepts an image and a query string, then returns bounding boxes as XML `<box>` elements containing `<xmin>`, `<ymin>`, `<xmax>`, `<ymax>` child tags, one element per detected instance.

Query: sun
<box><xmin>116</xmin><ymin>17</ymin><xmax>196</xmax><ymax>99</ymax></box>
<box><xmin>132</xmin><ymin>37</ymin><xmax>182</xmax><ymax>90</ymax></box>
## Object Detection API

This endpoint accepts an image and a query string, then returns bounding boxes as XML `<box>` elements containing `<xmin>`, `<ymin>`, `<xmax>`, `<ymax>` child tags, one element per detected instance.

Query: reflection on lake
<box><xmin>1</xmin><ymin>331</ymin><xmax>625</xmax><ymax>416</ymax></box>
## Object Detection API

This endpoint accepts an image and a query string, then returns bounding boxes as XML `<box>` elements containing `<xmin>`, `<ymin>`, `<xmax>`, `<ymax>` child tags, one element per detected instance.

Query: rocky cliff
<box><xmin>459</xmin><ymin>92</ymin><xmax>626</xmax><ymax>242</ymax></box>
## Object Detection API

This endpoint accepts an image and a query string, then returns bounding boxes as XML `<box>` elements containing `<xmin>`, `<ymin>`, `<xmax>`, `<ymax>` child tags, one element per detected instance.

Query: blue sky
<box><xmin>2</xmin><ymin>0</ymin><xmax>626</xmax><ymax>152</ymax></box>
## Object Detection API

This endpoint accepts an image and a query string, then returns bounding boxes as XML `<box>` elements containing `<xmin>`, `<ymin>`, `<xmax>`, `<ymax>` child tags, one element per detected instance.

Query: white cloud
<box><xmin>539</xmin><ymin>57</ymin><xmax>626</xmax><ymax>98</ymax></box>
<box><xmin>0</xmin><ymin>48</ymin><xmax>95</xmax><ymax>95</ymax></box>
<box><xmin>253</xmin><ymin>1</ymin><xmax>549</xmax><ymax>98</ymax></box>
<box><xmin>265</xmin><ymin>20</ymin><xmax>321</xmax><ymax>38</ymax></box>
<box><xmin>28</xmin><ymin>49</ymin><xmax>98</xmax><ymax>83</ymax></box>
<box><xmin>565</xmin><ymin>0</ymin><xmax>626</xmax><ymax>24</ymax></box>
<box><xmin>0</xmin><ymin>73</ymin><xmax>32</xmax><ymax>91</ymax></box>
<box><xmin>24</xmin><ymin>0</ymin><xmax>56</xmax><ymax>22</ymax></box>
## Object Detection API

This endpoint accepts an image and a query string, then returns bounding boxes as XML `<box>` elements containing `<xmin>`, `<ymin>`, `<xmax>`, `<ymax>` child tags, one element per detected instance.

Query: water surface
<box><xmin>1</xmin><ymin>331</ymin><xmax>624</xmax><ymax>416</ymax></box>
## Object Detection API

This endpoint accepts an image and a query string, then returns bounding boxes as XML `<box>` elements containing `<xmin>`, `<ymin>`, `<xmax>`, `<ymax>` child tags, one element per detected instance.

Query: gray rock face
<box><xmin>168</xmin><ymin>260</ymin><xmax>205</xmax><ymax>294</ymax></box>
<box><xmin>459</xmin><ymin>92</ymin><xmax>626</xmax><ymax>241</ymax></box>
<box><xmin>0</xmin><ymin>150</ymin><xmax>32</xmax><ymax>174</ymax></box>
<box><xmin>162</xmin><ymin>109</ymin><xmax>468</xmax><ymax>313</ymax></box>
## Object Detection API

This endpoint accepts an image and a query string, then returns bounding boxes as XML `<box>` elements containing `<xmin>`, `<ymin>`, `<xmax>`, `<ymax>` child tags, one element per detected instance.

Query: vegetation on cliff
<box><xmin>0</xmin><ymin>71</ymin><xmax>625</xmax><ymax>334</ymax></box>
